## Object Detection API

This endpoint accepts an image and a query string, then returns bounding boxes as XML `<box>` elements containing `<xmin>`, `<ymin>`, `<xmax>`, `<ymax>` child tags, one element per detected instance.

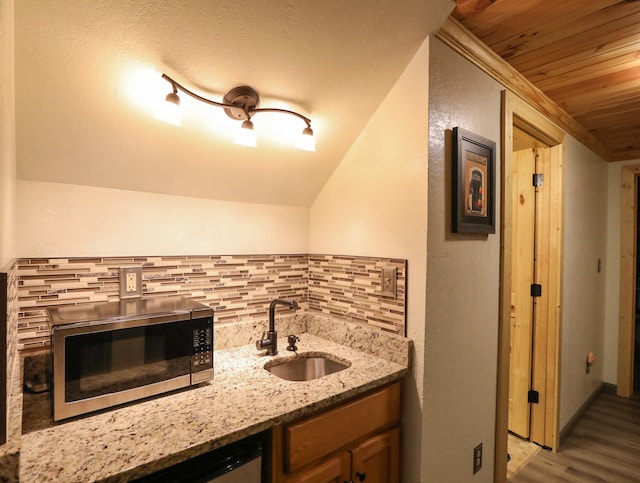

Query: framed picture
<box><xmin>452</xmin><ymin>127</ymin><xmax>496</xmax><ymax>234</ymax></box>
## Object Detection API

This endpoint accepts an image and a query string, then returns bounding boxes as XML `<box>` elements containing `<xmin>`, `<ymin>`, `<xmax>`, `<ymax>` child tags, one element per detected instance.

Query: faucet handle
<box><xmin>256</xmin><ymin>331</ymin><xmax>271</xmax><ymax>351</ymax></box>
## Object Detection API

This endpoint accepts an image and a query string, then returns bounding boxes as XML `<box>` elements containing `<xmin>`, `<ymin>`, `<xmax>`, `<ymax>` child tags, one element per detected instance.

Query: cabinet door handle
<box><xmin>356</xmin><ymin>472</ymin><xmax>366</xmax><ymax>481</ymax></box>
<box><xmin>344</xmin><ymin>481</ymin><xmax>354</xmax><ymax>483</ymax></box>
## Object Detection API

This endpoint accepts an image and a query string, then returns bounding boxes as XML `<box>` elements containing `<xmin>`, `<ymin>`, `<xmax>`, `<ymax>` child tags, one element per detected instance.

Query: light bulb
<box><xmin>296</xmin><ymin>126</ymin><xmax>315</xmax><ymax>152</ymax></box>
<box><xmin>155</xmin><ymin>92</ymin><xmax>182</xmax><ymax>126</ymax></box>
<box><xmin>234</xmin><ymin>119</ymin><xmax>257</xmax><ymax>147</ymax></box>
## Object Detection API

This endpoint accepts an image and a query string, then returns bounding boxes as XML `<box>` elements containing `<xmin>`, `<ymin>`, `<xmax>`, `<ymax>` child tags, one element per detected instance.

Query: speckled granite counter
<box><xmin>19</xmin><ymin>316</ymin><xmax>411</xmax><ymax>482</ymax></box>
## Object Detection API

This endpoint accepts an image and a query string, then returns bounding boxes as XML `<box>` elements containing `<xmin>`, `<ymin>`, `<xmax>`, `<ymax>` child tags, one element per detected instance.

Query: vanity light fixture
<box><xmin>159</xmin><ymin>74</ymin><xmax>315</xmax><ymax>151</ymax></box>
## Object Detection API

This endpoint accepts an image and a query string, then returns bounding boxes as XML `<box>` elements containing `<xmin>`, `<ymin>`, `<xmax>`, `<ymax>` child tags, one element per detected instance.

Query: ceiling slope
<box><xmin>15</xmin><ymin>0</ymin><xmax>453</xmax><ymax>206</ymax></box>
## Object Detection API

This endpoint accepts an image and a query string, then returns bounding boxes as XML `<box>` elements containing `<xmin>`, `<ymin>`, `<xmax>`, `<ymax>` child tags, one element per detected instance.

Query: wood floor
<box><xmin>509</xmin><ymin>387</ymin><xmax>640</xmax><ymax>482</ymax></box>
<box><xmin>507</xmin><ymin>433</ymin><xmax>540</xmax><ymax>479</ymax></box>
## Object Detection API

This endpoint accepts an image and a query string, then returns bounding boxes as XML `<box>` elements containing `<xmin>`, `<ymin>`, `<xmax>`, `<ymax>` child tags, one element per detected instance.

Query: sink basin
<box><xmin>265</xmin><ymin>354</ymin><xmax>350</xmax><ymax>381</ymax></box>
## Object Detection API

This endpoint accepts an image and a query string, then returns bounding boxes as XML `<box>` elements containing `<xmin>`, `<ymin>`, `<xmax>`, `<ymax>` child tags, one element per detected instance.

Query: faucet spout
<box><xmin>268</xmin><ymin>299</ymin><xmax>299</xmax><ymax>332</ymax></box>
<box><xmin>257</xmin><ymin>298</ymin><xmax>299</xmax><ymax>356</ymax></box>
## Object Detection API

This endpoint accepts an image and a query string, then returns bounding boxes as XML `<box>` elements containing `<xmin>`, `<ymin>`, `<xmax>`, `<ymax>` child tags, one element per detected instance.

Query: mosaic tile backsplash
<box><xmin>17</xmin><ymin>254</ymin><xmax>407</xmax><ymax>353</ymax></box>
<box><xmin>308</xmin><ymin>255</ymin><xmax>406</xmax><ymax>334</ymax></box>
<box><xmin>6</xmin><ymin>262</ymin><xmax>18</xmax><ymax>382</ymax></box>
<box><xmin>1</xmin><ymin>259</ymin><xmax>19</xmax><ymax>394</ymax></box>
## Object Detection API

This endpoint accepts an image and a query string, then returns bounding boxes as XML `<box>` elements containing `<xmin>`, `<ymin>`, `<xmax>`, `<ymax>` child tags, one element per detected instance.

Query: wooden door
<box><xmin>350</xmin><ymin>428</ymin><xmax>399</xmax><ymax>483</ymax></box>
<box><xmin>509</xmin><ymin>148</ymin><xmax>536</xmax><ymax>439</ymax></box>
<box><xmin>529</xmin><ymin>145</ymin><xmax>555</xmax><ymax>446</ymax></box>
<box><xmin>509</xmin><ymin>145</ymin><xmax>554</xmax><ymax>446</ymax></box>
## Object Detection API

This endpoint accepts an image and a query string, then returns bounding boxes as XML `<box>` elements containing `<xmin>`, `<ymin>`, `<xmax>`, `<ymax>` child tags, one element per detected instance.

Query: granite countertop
<box><xmin>19</xmin><ymin>328</ymin><xmax>409</xmax><ymax>482</ymax></box>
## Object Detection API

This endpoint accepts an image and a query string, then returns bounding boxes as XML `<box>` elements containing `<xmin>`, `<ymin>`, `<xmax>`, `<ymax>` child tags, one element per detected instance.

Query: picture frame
<box><xmin>452</xmin><ymin>127</ymin><xmax>496</xmax><ymax>234</ymax></box>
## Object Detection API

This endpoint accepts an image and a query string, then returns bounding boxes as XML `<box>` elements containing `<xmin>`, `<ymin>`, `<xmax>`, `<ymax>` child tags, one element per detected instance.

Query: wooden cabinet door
<box><xmin>286</xmin><ymin>383</ymin><xmax>400</xmax><ymax>474</ymax></box>
<box><xmin>287</xmin><ymin>453</ymin><xmax>350</xmax><ymax>483</ymax></box>
<box><xmin>350</xmin><ymin>427</ymin><xmax>399</xmax><ymax>483</ymax></box>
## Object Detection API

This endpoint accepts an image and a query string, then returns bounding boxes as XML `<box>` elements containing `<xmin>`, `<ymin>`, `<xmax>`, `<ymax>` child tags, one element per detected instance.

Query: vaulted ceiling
<box><xmin>14</xmin><ymin>0</ymin><xmax>453</xmax><ymax>207</ymax></box>
<box><xmin>16</xmin><ymin>0</ymin><xmax>637</xmax><ymax>214</ymax></box>
<box><xmin>452</xmin><ymin>0</ymin><xmax>640</xmax><ymax>162</ymax></box>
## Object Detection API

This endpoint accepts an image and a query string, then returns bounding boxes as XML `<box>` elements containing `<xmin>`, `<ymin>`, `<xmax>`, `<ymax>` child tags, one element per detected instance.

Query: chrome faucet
<box><xmin>256</xmin><ymin>299</ymin><xmax>299</xmax><ymax>355</ymax></box>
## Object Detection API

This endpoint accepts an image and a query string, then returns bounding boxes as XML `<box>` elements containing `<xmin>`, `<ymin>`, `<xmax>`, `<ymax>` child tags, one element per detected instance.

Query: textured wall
<box><xmin>426</xmin><ymin>37</ymin><xmax>501</xmax><ymax>483</ymax></box>
<box><xmin>560</xmin><ymin>135</ymin><xmax>608</xmax><ymax>427</ymax></box>
<box><xmin>427</xmin><ymin>37</ymin><xmax>611</xmax><ymax>480</ymax></box>
<box><xmin>0</xmin><ymin>0</ymin><xmax>16</xmax><ymax>266</ymax></box>
<box><xmin>17</xmin><ymin>180</ymin><xmax>309</xmax><ymax>258</ymax></box>
<box><xmin>310</xmin><ymin>37</ymin><xmax>429</xmax><ymax>483</ymax></box>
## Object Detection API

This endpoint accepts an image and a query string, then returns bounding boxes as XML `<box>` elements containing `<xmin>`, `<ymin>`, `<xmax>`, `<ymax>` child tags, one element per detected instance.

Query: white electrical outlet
<box><xmin>126</xmin><ymin>272</ymin><xmax>137</xmax><ymax>293</ymax></box>
<box><xmin>120</xmin><ymin>267</ymin><xmax>142</xmax><ymax>299</ymax></box>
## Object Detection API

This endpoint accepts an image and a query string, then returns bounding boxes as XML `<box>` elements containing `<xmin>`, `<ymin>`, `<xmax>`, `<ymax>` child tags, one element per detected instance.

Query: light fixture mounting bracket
<box><xmin>223</xmin><ymin>86</ymin><xmax>260</xmax><ymax>120</ymax></box>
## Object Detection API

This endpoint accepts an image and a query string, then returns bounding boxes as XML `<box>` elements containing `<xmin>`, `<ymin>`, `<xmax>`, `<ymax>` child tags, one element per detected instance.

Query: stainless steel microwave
<box><xmin>48</xmin><ymin>296</ymin><xmax>213</xmax><ymax>421</ymax></box>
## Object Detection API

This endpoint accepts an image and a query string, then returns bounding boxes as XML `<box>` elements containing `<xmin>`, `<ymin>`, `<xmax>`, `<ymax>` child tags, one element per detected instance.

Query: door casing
<box><xmin>617</xmin><ymin>165</ymin><xmax>640</xmax><ymax>397</ymax></box>
<box><xmin>495</xmin><ymin>91</ymin><xmax>564</xmax><ymax>483</ymax></box>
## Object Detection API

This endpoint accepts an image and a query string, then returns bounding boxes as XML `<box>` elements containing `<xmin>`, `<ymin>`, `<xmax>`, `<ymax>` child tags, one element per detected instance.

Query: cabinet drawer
<box><xmin>285</xmin><ymin>382</ymin><xmax>400</xmax><ymax>473</ymax></box>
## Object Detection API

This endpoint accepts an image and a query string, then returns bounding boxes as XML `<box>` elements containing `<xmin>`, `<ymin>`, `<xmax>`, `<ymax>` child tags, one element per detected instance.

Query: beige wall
<box><xmin>310</xmin><ymin>38</ymin><xmax>429</xmax><ymax>483</ymax></box>
<box><xmin>0</xmin><ymin>0</ymin><xmax>16</xmax><ymax>266</ymax></box>
<box><xmin>560</xmin><ymin>135</ymin><xmax>608</xmax><ymax>426</ymax></box>
<box><xmin>17</xmin><ymin>181</ymin><xmax>309</xmax><ymax>257</ymax></box>
<box><xmin>426</xmin><ymin>37</ymin><xmax>501</xmax><ymax>483</ymax></box>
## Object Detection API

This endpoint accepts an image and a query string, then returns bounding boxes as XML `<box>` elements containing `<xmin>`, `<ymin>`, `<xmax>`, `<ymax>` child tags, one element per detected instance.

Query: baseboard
<box><xmin>601</xmin><ymin>382</ymin><xmax>617</xmax><ymax>393</ymax></box>
<box><xmin>559</xmin><ymin>382</ymin><xmax>609</xmax><ymax>445</ymax></box>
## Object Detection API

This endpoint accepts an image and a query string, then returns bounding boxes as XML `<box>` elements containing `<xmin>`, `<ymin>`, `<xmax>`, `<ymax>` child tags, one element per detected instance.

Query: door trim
<box><xmin>617</xmin><ymin>165</ymin><xmax>640</xmax><ymax>397</ymax></box>
<box><xmin>496</xmin><ymin>91</ymin><xmax>564</xmax><ymax>483</ymax></box>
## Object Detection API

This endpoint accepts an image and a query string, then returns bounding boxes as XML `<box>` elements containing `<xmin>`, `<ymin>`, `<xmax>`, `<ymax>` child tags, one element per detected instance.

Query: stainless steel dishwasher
<box><xmin>133</xmin><ymin>432</ymin><xmax>263</xmax><ymax>482</ymax></box>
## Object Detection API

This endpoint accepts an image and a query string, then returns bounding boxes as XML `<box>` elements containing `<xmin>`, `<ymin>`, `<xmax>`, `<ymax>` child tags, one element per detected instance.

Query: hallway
<box><xmin>509</xmin><ymin>387</ymin><xmax>640</xmax><ymax>482</ymax></box>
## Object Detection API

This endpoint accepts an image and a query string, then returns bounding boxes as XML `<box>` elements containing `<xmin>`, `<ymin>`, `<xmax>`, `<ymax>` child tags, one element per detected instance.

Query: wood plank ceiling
<box><xmin>452</xmin><ymin>0</ymin><xmax>640</xmax><ymax>161</ymax></box>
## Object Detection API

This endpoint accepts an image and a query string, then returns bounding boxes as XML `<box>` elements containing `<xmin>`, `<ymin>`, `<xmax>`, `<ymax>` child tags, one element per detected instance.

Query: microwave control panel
<box><xmin>192</xmin><ymin>316</ymin><xmax>213</xmax><ymax>372</ymax></box>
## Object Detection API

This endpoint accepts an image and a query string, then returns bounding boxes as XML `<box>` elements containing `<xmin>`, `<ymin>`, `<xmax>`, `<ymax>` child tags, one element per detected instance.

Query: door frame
<box><xmin>495</xmin><ymin>91</ymin><xmax>564</xmax><ymax>482</ymax></box>
<box><xmin>617</xmin><ymin>165</ymin><xmax>640</xmax><ymax>397</ymax></box>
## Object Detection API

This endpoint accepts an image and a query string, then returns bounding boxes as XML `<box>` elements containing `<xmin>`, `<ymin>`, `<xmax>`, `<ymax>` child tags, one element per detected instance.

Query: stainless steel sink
<box><xmin>264</xmin><ymin>354</ymin><xmax>350</xmax><ymax>381</ymax></box>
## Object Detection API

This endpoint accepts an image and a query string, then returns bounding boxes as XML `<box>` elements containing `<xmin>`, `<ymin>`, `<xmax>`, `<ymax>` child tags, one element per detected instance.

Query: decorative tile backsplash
<box><xmin>6</xmin><ymin>262</ymin><xmax>18</xmax><ymax>379</ymax></box>
<box><xmin>1</xmin><ymin>260</ymin><xmax>20</xmax><ymax>467</ymax></box>
<box><xmin>16</xmin><ymin>254</ymin><xmax>406</xmax><ymax>353</ymax></box>
<box><xmin>308</xmin><ymin>255</ymin><xmax>406</xmax><ymax>335</ymax></box>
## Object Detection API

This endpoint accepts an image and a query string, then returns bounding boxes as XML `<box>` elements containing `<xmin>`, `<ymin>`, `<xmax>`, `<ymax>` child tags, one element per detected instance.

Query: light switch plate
<box><xmin>119</xmin><ymin>266</ymin><xmax>142</xmax><ymax>299</ymax></box>
<box><xmin>381</xmin><ymin>266</ymin><xmax>397</xmax><ymax>297</ymax></box>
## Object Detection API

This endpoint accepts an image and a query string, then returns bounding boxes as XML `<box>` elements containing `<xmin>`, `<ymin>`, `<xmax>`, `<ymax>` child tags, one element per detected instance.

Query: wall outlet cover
<box><xmin>119</xmin><ymin>266</ymin><xmax>142</xmax><ymax>299</ymax></box>
<box><xmin>473</xmin><ymin>442</ymin><xmax>482</xmax><ymax>474</ymax></box>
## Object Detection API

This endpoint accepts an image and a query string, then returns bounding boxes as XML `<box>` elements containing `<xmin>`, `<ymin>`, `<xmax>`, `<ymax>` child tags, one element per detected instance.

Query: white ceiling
<box><xmin>14</xmin><ymin>0</ymin><xmax>453</xmax><ymax>206</ymax></box>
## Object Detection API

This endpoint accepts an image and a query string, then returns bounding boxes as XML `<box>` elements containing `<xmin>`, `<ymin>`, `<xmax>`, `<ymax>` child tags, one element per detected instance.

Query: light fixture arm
<box><xmin>250</xmin><ymin>107</ymin><xmax>311</xmax><ymax>128</ymax></box>
<box><xmin>162</xmin><ymin>73</ymin><xmax>233</xmax><ymax>111</ymax></box>
<box><xmin>161</xmin><ymin>73</ymin><xmax>311</xmax><ymax>127</ymax></box>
